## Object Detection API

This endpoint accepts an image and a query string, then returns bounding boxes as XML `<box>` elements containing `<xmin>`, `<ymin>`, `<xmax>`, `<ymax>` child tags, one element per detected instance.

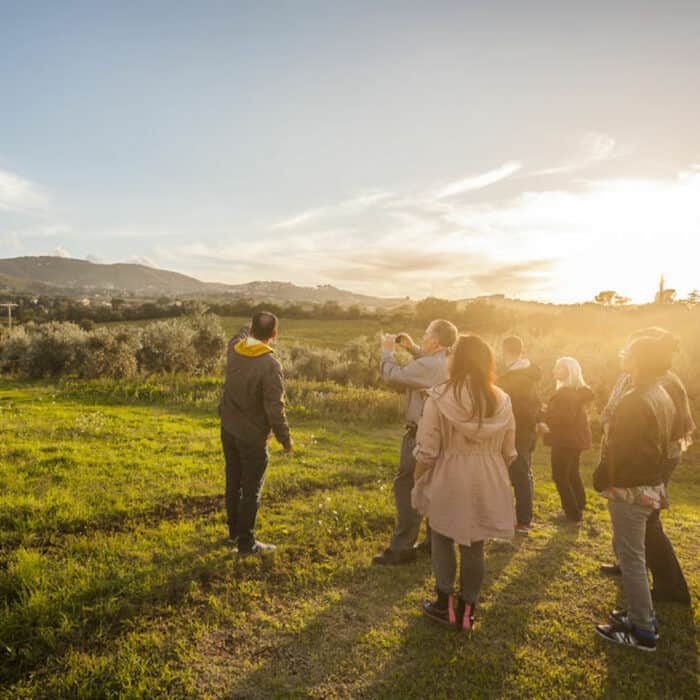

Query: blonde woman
<box><xmin>542</xmin><ymin>357</ymin><xmax>594</xmax><ymax>523</ymax></box>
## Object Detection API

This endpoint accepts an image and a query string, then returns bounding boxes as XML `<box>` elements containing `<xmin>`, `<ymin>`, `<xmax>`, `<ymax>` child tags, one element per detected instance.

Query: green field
<box><xmin>1</xmin><ymin>378</ymin><xmax>699</xmax><ymax>698</ymax></box>
<box><xmin>107</xmin><ymin>316</ymin><xmax>426</xmax><ymax>350</ymax></box>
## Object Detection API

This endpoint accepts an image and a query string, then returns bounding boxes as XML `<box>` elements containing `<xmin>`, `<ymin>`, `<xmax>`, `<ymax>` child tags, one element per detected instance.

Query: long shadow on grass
<box><xmin>597</xmin><ymin>582</ymin><xmax>699</xmax><ymax>697</ymax></box>
<box><xmin>215</xmin><ymin>538</ymin><xmax>525</xmax><ymax>698</ymax></box>
<box><xmin>359</xmin><ymin>527</ymin><xmax>575</xmax><ymax>698</ymax></box>
<box><xmin>0</xmin><ymin>525</ymin><xmax>237</xmax><ymax>686</ymax></box>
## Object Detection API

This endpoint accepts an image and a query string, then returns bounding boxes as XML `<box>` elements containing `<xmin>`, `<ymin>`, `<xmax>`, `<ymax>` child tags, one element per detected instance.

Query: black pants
<box><xmin>645</xmin><ymin>458</ymin><xmax>690</xmax><ymax>601</ymax></box>
<box><xmin>509</xmin><ymin>436</ymin><xmax>534</xmax><ymax>526</ymax></box>
<box><xmin>551</xmin><ymin>446</ymin><xmax>585</xmax><ymax>521</ymax></box>
<box><xmin>221</xmin><ymin>427</ymin><xmax>269</xmax><ymax>550</ymax></box>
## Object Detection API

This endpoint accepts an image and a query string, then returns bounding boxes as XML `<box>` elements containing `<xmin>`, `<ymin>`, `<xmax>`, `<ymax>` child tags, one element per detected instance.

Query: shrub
<box><xmin>77</xmin><ymin>327</ymin><xmax>141</xmax><ymax>380</ymax></box>
<box><xmin>0</xmin><ymin>326</ymin><xmax>31</xmax><ymax>374</ymax></box>
<box><xmin>190</xmin><ymin>314</ymin><xmax>226</xmax><ymax>373</ymax></box>
<box><xmin>22</xmin><ymin>322</ymin><xmax>88</xmax><ymax>378</ymax></box>
<box><xmin>137</xmin><ymin>320</ymin><xmax>197</xmax><ymax>374</ymax></box>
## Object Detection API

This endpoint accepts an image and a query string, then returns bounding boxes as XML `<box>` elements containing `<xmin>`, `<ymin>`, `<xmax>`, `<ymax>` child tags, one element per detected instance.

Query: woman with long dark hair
<box><xmin>412</xmin><ymin>335</ymin><xmax>517</xmax><ymax>631</ymax></box>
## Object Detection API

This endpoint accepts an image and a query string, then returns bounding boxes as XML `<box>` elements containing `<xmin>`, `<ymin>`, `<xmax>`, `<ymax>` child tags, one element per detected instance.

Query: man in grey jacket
<box><xmin>219</xmin><ymin>311</ymin><xmax>292</xmax><ymax>556</ymax></box>
<box><xmin>373</xmin><ymin>319</ymin><xmax>458</xmax><ymax>565</ymax></box>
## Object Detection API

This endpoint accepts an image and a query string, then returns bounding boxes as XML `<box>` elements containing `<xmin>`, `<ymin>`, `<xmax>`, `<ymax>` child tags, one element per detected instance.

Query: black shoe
<box><xmin>422</xmin><ymin>592</ymin><xmax>456</xmax><ymax>628</ymax></box>
<box><xmin>595</xmin><ymin>622</ymin><xmax>656</xmax><ymax>652</ymax></box>
<box><xmin>609</xmin><ymin>609</ymin><xmax>659</xmax><ymax>640</ymax></box>
<box><xmin>600</xmin><ymin>563</ymin><xmax>622</xmax><ymax>577</ymax></box>
<box><xmin>372</xmin><ymin>547</ymin><xmax>417</xmax><ymax>566</ymax></box>
<box><xmin>651</xmin><ymin>588</ymin><xmax>691</xmax><ymax>606</ymax></box>
<box><xmin>238</xmin><ymin>541</ymin><xmax>276</xmax><ymax>556</ymax></box>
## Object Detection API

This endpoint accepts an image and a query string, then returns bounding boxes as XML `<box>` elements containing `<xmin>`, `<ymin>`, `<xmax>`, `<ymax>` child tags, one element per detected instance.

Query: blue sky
<box><xmin>2</xmin><ymin>1</ymin><xmax>699</xmax><ymax>301</ymax></box>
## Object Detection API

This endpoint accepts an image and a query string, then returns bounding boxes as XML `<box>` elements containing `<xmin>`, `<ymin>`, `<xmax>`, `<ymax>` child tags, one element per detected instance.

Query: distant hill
<box><xmin>0</xmin><ymin>257</ymin><xmax>406</xmax><ymax>308</ymax></box>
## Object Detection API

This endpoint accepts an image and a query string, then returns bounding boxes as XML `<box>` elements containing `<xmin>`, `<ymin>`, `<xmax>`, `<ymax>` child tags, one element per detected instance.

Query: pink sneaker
<box><xmin>456</xmin><ymin>599</ymin><xmax>475</xmax><ymax>631</ymax></box>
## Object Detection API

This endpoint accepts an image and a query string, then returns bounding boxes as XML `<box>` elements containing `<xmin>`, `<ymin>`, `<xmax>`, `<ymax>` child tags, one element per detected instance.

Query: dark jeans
<box><xmin>509</xmin><ymin>436</ymin><xmax>534</xmax><ymax>526</ymax></box>
<box><xmin>390</xmin><ymin>430</ymin><xmax>430</xmax><ymax>551</ymax></box>
<box><xmin>551</xmin><ymin>446</ymin><xmax>585</xmax><ymax>521</ymax></box>
<box><xmin>221</xmin><ymin>426</ymin><xmax>269</xmax><ymax>551</ymax></box>
<box><xmin>645</xmin><ymin>458</ymin><xmax>690</xmax><ymax>601</ymax></box>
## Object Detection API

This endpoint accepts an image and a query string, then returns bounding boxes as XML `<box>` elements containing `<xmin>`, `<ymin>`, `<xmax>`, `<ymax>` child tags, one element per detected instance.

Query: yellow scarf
<box><xmin>233</xmin><ymin>339</ymin><xmax>274</xmax><ymax>357</ymax></box>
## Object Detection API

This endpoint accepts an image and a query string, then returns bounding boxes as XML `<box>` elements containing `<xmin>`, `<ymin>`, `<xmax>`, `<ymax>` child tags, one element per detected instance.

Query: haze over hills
<box><xmin>0</xmin><ymin>257</ymin><xmax>408</xmax><ymax>308</ymax></box>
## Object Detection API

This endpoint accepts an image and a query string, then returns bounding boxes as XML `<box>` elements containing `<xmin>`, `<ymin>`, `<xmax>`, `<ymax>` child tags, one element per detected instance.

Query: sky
<box><xmin>1</xmin><ymin>0</ymin><xmax>700</xmax><ymax>303</ymax></box>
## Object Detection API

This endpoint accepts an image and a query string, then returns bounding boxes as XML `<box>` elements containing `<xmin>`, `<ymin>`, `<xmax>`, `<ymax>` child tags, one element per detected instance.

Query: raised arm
<box><xmin>380</xmin><ymin>354</ymin><xmax>438</xmax><ymax>390</ymax></box>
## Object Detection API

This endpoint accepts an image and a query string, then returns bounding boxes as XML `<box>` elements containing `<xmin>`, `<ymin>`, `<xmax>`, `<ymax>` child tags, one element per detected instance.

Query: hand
<box><xmin>381</xmin><ymin>333</ymin><xmax>396</xmax><ymax>353</ymax></box>
<box><xmin>396</xmin><ymin>333</ymin><xmax>416</xmax><ymax>351</ymax></box>
<box><xmin>536</xmin><ymin>422</ymin><xmax>550</xmax><ymax>434</ymax></box>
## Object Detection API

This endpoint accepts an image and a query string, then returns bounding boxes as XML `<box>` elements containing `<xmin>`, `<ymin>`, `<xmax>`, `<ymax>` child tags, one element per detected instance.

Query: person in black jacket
<box><xmin>497</xmin><ymin>336</ymin><xmax>542</xmax><ymax>533</ymax></box>
<box><xmin>542</xmin><ymin>357</ymin><xmax>594</xmax><ymax>524</ymax></box>
<box><xmin>219</xmin><ymin>311</ymin><xmax>293</xmax><ymax>555</ymax></box>
<box><xmin>593</xmin><ymin>337</ymin><xmax>676</xmax><ymax>652</ymax></box>
<box><xmin>599</xmin><ymin>328</ymin><xmax>694</xmax><ymax>605</ymax></box>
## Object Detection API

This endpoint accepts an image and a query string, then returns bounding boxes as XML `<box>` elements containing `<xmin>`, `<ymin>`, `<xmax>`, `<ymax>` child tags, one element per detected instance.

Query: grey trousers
<box><xmin>390</xmin><ymin>431</ymin><xmax>426</xmax><ymax>551</ymax></box>
<box><xmin>431</xmin><ymin>530</ymin><xmax>485</xmax><ymax>603</ymax></box>
<box><xmin>608</xmin><ymin>499</ymin><xmax>655</xmax><ymax>633</ymax></box>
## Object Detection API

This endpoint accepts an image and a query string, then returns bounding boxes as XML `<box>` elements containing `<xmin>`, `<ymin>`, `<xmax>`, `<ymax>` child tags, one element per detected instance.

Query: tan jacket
<box><xmin>412</xmin><ymin>383</ymin><xmax>517</xmax><ymax>545</ymax></box>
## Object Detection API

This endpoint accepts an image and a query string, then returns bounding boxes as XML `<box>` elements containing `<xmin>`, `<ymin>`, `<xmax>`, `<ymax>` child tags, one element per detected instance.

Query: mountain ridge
<box><xmin>0</xmin><ymin>256</ymin><xmax>408</xmax><ymax>307</ymax></box>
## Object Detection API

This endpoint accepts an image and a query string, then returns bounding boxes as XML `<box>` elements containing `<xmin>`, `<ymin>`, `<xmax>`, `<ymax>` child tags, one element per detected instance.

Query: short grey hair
<box><xmin>429</xmin><ymin>319</ymin><xmax>458</xmax><ymax>349</ymax></box>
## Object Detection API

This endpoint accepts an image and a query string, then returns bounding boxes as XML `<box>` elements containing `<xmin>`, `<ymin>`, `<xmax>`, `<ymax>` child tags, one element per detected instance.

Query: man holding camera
<box><xmin>373</xmin><ymin>319</ymin><xmax>458</xmax><ymax>565</ymax></box>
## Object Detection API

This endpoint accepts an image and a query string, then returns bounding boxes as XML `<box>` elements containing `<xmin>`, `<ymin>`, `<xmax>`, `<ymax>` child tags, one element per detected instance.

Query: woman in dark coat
<box><xmin>543</xmin><ymin>357</ymin><xmax>594</xmax><ymax>523</ymax></box>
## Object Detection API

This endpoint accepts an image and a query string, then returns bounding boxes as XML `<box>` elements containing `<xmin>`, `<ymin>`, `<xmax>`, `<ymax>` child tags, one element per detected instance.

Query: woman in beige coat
<box><xmin>412</xmin><ymin>335</ymin><xmax>517</xmax><ymax>631</ymax></box>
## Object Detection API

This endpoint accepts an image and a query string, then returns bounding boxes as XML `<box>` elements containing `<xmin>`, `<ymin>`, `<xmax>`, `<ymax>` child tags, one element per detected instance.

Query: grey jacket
<box><xmin>380</xmin><ymin>348</ymin><xmax>449</xmax><ymax>424</ymax></box>
<box><xmin>218</xmin><ymin>327</ymin><xmax>292</xmax><ymax>449</ymax></box>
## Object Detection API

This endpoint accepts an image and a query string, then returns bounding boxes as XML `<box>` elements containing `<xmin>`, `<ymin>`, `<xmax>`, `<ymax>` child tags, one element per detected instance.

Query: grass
<box><xmin>1</xmin><ymin>378</ymin><xmax>699</xmax><ymax>698</ymax></box>
<box><xmin>106</xmin><ymin>316</ymin><xmax>425</xmax><ymax>350</ymax></box>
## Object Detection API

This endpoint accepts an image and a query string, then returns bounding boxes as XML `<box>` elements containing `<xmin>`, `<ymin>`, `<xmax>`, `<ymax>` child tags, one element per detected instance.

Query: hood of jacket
<box><xmin>501</xmin><ymin>362</ymin><xmax>542</xmax><ymax>383</ymax></box>
<box><xmin>233</xmin><ymin>339</ymin><xmax>274</xmax><ymax>358</ymax></box>
<box><xmin>429</xmin><ymin>382</ymin><xmax>513</xmax><ymax>442</ymax></box>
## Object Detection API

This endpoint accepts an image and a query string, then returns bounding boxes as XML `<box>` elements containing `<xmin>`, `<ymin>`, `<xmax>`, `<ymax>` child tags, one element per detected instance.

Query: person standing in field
<box><xmin>219</xmin><ymin>311</ymin><xmax>293</xmax><ymax>556</ymax></box>
<box><xmin>541</xmin><ymin>357</ymin><xmax>594</xmax><ymax>524</ymax></box>
<box><xmin>372</xmin><ymin>319</ymin><xmax>458</xmax><ymax>566</ymax></box>
<box><xmin>497</xmin><ymin>335</ymin><xmax>542</xmax><ymax>534</ymax></box>
<box><xmin>593</xmin><ymin>337</ymin><xmax>676</xmax><ymax>651</ymax></box>
<box><xmin>598</xmin><ymin>328</ymin><xmax>694</xmax><ymax>605</ymax></box>
<box><xmin>412</xmin><ymin>335</ymin><xmax>517</xmax><ymax>630</ymax></box>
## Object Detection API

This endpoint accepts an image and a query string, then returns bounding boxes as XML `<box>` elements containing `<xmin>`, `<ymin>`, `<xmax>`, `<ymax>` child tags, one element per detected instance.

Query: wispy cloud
<box><xmin>52</xmin><ymin>246</ymin><xmax>71</xmax><ymax>258</ymax></box>
<box><xmin>434</xmin><ymin>161</ymin><xmax>522</xmax><ymax>199</ymax></box>
<box><xmin>532</xmin><ymin>132</ymin><xmax>617</xmax><ymax>176</ymax></box>
<box><xmin>470</xmin><ymin>259</ymin><xmax>557</xmax><ymax>294</ymax></box>
<box><xmin>272</xmin><ymin>191</ymin><xmax>394</xmax><ymax>229</ymax></box>
<box><xmin>0</xmin><ymin>168</ymin><xmax>48</xmax><ymax>212</ymax></box>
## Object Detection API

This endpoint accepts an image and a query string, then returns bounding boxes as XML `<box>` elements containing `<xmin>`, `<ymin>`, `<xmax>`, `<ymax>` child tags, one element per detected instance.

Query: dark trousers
<box><xmin>390</xmin><ymin>430</ymin><xmax>430</xmax><ymax>551</ymax></box>
<box><xmin>551</xmin><ymin>446</ymin><xmax>585</xmax><ymax>521</ymax></box>
<box><xmin>432</xmin><ymin>531</ymin><xmax>485</xmax><ymax>603</ymax></box>
<box><xmin>221</xmin><ymin>426</ymin><xmax>269</xmax><ymax>550</ymax></box>
<box><xmin>509</xmin><ymin>436</ymin><xmax>534</xmax><ymax>526</ymax></box>
<box><xmin>645</xmin><ymin>458</ymin><xmax>690</xmax><ymax>601</ymax></box>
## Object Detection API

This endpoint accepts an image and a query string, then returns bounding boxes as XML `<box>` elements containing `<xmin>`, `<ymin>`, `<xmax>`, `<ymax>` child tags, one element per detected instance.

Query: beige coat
<box><xmin>411</xmin><ymin>383</ymin><xmax>517</xmax><ymax>545</ymax></box>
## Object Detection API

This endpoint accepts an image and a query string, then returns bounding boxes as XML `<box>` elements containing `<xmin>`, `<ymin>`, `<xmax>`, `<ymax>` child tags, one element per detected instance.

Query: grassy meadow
<box><xmin>2</xmin><ymin>364</ymin><xmax>700</xmax><ymax>698</ymax></box>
